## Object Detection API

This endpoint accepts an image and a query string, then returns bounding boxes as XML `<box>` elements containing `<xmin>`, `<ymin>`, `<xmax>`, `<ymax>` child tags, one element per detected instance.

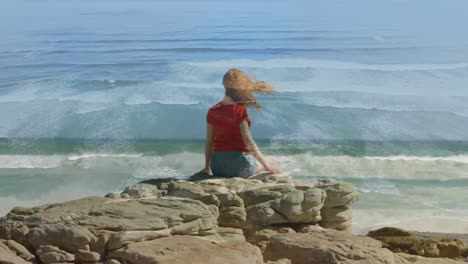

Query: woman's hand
<box><xmin>263</xmin><ymin>161</ymin><xmax>282</xmax><ymax>174</ymax></box>
<box><xmin>199</xmin><ymin>167</ymin><xmax>211</xmax><ymax>175</ymax></box>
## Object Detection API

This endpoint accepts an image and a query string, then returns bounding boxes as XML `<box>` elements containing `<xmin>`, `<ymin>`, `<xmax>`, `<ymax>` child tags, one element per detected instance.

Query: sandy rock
<box><xmin>369</xmin><ymin>227</ymin><xmax>466</xmax><ymax>259</ymax></box>
<box><xmin>104</xmin><ymin>192</ymin><xmax>121</xmax><ymax>199</ymax></box>
<box><xmin>5</xmin><ymin>239</ymin><xmax>35</xmax><ymax>261</ymax></box>
<box><xmin>216</xmin><ymin>227</ymin><xmax>246</xmax><ymax>242</ymax></box>
<box><xmin>197</xmin><ymin>177</ymin><xmax>265</xmax><ymax>193</ymax></box>
<box><xmin>108</xmin><ymin>235</ymin><xmax>264</xmax><ymax>264</ymax></box>
<box><xmin>437</xmin><ymin>240</ymin><xmax>464</xmax><ymax>258</ymax></box>
<box><xmin>266</xmin><ymin>259</ymin><xmax>292</xmax><ymax>264</ymax></box>
<box><xmin>368</xmin><ymin>227</ymin><xmax>415</xmax><ymax>237</ymax></box>
<box><xmin>28</xmin><ymin>224</ymin><xmax>95</xmax><ymax>253</ymax></box>
<box><xmin>239</xmin><ymin>184</ymin><xmax>296</xmax><ymax>207</ymax></box>
<box><xmin>297</xmin><ymin>224</ymin><xmax>325</xmax><ymax>233</ymax></box>
<box><xmin>321</xmin><ymin>206</ymin><xmax>352</xmax><ymax>223</ymax></box>
<box><xmin>216</xmin><ymin>192</ymin><xmax>247</xmax><ymax>227</ymax></box>
<box><xmin>246</xmin><ymin>186</ymin><xmax>325</xmax><ymax>225</ymax></box>
<box><xmin>263</xmin><ymin>229</ymin><xmax>400</xmax><ymax>264</ymax></box>
<box><xmin>89</xmin><ymin>230</ymin><xmax>113</xmax><ymax>257</ymax></box>
<box><xmin>396</xmin><ymin>253</ymin><xmax>465</xmax><ymax>263</ymax></box>
<box><xmin>0</xmin><ymin>242</ymin><xmax>31</xmax><ymax>264</ymax></box>
<box><xmin>76</xmin><ymin>249</ymin><xmax>101</xmax><ymax>262</ymax></box>
<box><xmin>36</xmin><ymin>245</ymin><xmax>75</xmax><ymax>263</ymax></box>
<box><xmin>245</xmin><ymin>226</ymin><xmax>296</xmax><ymax>251</ymax></box>
<box><xmin>196</xmin><ymin>193</ymin><xmax>221</xmax><ymax>206</ymax></box>
<box><xmin>6</xmin><ymin>196</ymin><xmax>218</xmax><ymax>233</ymax></box>
<box><xmin>248</xmin><ymin>172</ymin><xmax>294</xmax><ymax>184</ymax></box>
<box><xmin>167</xmin><ymin>180</ymin><xmax>208</xmax><ymax>198</ymax></box>
<box><xmin>0</xmin><ymin>221</ymin><xmax>29</xmax><ymax>245</ymax></box>
<box><xmin>320</xmin><ymin>206</ymin><xmax>353</xmax><ymax>231</ymax></box>
<box><xmin>106</xmin><ymin>229</ymin><xmax>172</xmax><ymax>250</ymax></box>
<box><xmin>105</xmin><ymin>260</ymin><xmax>121</xmax><ymax>264</ymax></box>
<box><xmin>317</xmin><ymin>179</ymin><xmax>359</xmax><ymax>208</ymax></box>
<box><xmin>121</xmin><ymin>178</ymin><xmax>173</xmax><ymax>198</ymax></box>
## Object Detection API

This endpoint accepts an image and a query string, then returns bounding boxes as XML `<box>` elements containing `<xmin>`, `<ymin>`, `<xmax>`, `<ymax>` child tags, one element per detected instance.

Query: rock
<box><xmin>0</xmin><ymin>221</ymin><xmax>29</xmax><ymax>245</ymax></box>
<box><xmin>297</xmin><ymin>224</ymin><xmax>325</xmax><ymax>233</ymax></box>
<box><xmin>216</xmin><ymin>193</ymin><xmax>247</xmax><ymax>227</ymax></box>
<box><xmin>167</xmin><ymin>180</ymin><xmax>208</xmax><ymax>199</ymax></box>
<box><xmin>245</xmin><ymin>226</ymin><xmax>296</xmax><ymax>251</ymax></box>
<box><xmin>246</xmin><ymin>187</ymin><xmax>325</xmax><ymax>225</ymax></box>
<box><xmin>266</xmin><ymin>259</ymin><xmax>292</xmax><ymax>264</ymax></box>
<box><xmin>104</xmin><ymin>192</ymin><xmax>121</xmax><ymax>199</ymax></box>
<box><xmin>368</xmin><ymin>227</ymin><xmax>466</xmax><ymax>259</ymax></box>
<box><xmin>216</xmin><ymin>227</ymin><xmax>246</xmax><ymax>242</ymax></box>
<box><xmin>197</xmin><ymin>177</ymin><xmax>265</xmax><ymax>193</ymax></box>
<box><xmin>248</xmin><ymin>172</ymin><xmax>294</xmax><ymax>184</ymax></box>
<box><xmin>410</xmin><ymin>241</ymin><xmax>440</xmax><ymax>258</ymax></box>
<box><xmin>121</xmin><ymin>178</ymin><xmax>174</xmax><ymax>198</ymax></box>
<box><xmin>36</xmin><ymin>245</ymin><xmax>75</xmax><ymax>263</ymax></box>
<box><xmin>90</xmin><ymin>230</ymin><xmax>113</xmax><ymax>257</ymax></box>
<box><xmin>263</xmin><ymin>229</ymin><xmax>400</xmax><ymax>264</ymax></box>
<box><xmin>106</xmin><ymin>260</ymin><xmax>122</xmax><ymax>264</ymax></box>
<box><xmin>0</xmin><ymin>242</ymin><xmax>31</xmax><ymax>264</ymax></box>
<box><xmin>437</xmin><ymin>240</ymin><xmax>464</xmax><ymax>258</ymax></box>
<box><xmin>28</xmin><ymin>224</ymin><xmax>95</xmax><ymax>253</ymax></box>
<box><xmin>106</xmin><ymin>229</ymin><xmax>172</xmax><ymax>250</ymax></box>
<box><xmin>0</xmin><ymin>175</ymin><xmax>369</xmax><ymax>264</ymax></box>
<box><xmin>196</xmin><ymin>193</ymin><xmax>221</xmax><ymax>206</ymax></box>
<box><xmin>368</xmin><ymin>227</ymin><xmax>415</xmax><ymax>237</ymax></box>
<box><xmin>5</xmin><ymin>196</ymin><xmax>218</xmax><ymax>234</ymax></box>
<box><xmin>6</xmin><ymin>239</ymin><xmax>35</xmax><ymax>261</ymax></box>
<box><xmin>317</xmin><ymin>179</ymin><xmax>359</xmax><ymax>208</ymax></box>
<box><xmin>108</xmin><ymin>235</ymin><xmax>264</xmax><ymax>264</ymax></box>
<box><xmin>239</xmin><ymin>184</ymin><xmax>296</xmax><ymax>207</ymax></box>
<box><xmin>320</xmin><ymin>206</ymin><xmax>352</xmax><ymax>231</ymax></box>
<box><xmin>76</xmin><ymin>249</ymin><xmax>101</xmax><ymax>262</ymax></box>
<box><xmin>397</xmin><ymin>253</ymin><xmax>464</xmax><ymax>263</ymax></box>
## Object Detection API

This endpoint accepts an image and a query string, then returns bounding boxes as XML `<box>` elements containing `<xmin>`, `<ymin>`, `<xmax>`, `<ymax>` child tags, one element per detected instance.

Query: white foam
<box><xmin>1</xmin><ymin>153</ymin><xmax>468</xmax><ymax>180</ymax></box>
<box><xmin>274</xmin><ymin>154</ymin><xmax>468</xmax><ymax>180</ymax></box>
<box><xmin>67</xmin><ymin>153</ymin><xmax>143</xmax><ymax>161</ymax></box>
<box><xmin>0</xmin><ymin>155</ymin><xmax>64</xmax><ymax>169</ymax></box>
<box><xmin>364</xmin><ymin>155</ymin><xmax>468</xmax><ymax>163</ymax></box>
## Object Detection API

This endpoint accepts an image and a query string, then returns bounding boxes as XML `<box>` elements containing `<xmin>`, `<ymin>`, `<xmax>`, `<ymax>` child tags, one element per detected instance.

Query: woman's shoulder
<box><xmin>209</xmin><ymin>101</ymin><xmax>224</xmax><ymax>110</ymax></box>
<box><xmin>209</xmin><ymin>101</ymin><xmax>244</xmax><ymax>110</ymax></box>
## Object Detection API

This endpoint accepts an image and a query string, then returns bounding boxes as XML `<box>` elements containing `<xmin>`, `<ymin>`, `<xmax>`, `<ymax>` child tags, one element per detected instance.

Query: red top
<box><xmin>206</xmin><ymin>102</ymin><xmax>252</xmax><ymax>153</ymax></box>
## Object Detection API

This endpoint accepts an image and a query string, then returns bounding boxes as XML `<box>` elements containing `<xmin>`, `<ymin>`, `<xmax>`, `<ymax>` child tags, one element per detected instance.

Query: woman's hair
<box><xmin>223</xmin><ymin>68</ymin><xmax>274</xmax><ymax>110</ymax></box>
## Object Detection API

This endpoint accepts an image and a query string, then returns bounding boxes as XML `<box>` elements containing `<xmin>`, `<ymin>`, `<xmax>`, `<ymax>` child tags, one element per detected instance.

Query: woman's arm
<box><xmin>239</xmin><ymin>119</ymin><xmax>282</xmax><ymax>174</ymax></box>
<box><xmin>201</xmin><ymin>123</ymin><xmax>215</xmax><ymax>174</ymax></box>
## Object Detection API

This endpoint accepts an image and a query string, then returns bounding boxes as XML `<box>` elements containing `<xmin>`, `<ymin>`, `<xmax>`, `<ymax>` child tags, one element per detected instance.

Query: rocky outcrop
<box><xmin>317</xmin><ymin>179</ymin><xmax>358</xmax><ymax>231</ymax></box>
<box><xmin>0</xmin><ymin>240</ymin><xmax>32</xmax><ymax>264</ymax></box>
<box><xmin>368</xmin><ymin>227</ymin><xmax>467</xmax><ymax>260</ymax></box>
<box><xmin>4</xmin><ymin>172</ymin><xmax>461</xmax><ymax>263</ymax></box>
<box><xmin>262</xmin><ymin>227</ymin><xmax>399</xmax><ymax>264</ymax></box>
<box><xmin>108</xmin><ymin>235</ymin><xmax>264</xmax><ymax>264</ymax></box>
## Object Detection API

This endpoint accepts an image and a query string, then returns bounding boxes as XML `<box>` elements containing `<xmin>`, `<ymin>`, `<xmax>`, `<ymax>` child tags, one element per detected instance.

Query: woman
<box><xmin>199</xmin><ymin>68</ymin><xmax>282</xmax><ymax>177</ymax></box>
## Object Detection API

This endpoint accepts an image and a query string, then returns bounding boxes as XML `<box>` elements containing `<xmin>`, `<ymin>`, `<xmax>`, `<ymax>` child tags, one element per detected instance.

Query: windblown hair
<box><xmin>223</xmin><ymin>68</ymin><xmax>274</xmax><ymax>110</ymax></box>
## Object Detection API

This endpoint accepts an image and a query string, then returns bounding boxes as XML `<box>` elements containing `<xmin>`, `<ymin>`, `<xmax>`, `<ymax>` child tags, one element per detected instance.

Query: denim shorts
<box><xmin>210</xmin><ymin>151</ymin><xmax>257</xmax><ymax>178</ymax></box>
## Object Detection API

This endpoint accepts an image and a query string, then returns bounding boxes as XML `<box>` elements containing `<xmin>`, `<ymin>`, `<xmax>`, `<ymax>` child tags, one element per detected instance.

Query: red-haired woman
<box><xmin>200</xmin><ymin>68</ymin><xmax>282</xmax><ymax>177</ymax></box>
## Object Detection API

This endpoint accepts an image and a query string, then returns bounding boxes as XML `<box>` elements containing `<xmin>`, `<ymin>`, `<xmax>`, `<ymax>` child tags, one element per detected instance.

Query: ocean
<box><xmin>1</xmin><ymin>0</ymin><xmax>468</xmax><ymax>234</ymax></box>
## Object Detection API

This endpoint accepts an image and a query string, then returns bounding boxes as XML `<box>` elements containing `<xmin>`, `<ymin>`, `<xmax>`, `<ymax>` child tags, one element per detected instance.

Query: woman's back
<box><xmin>207</xmin><ymin>102</ymin><xmax>251</xmax><ymax>153</ymax></box>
